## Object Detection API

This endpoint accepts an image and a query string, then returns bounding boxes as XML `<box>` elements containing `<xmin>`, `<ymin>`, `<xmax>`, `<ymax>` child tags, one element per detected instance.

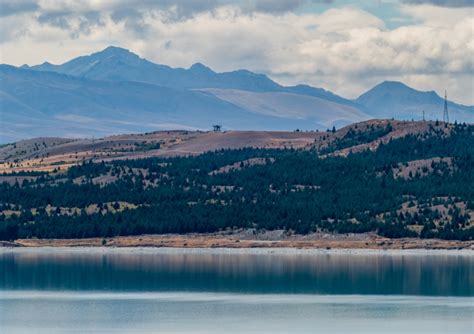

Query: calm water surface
<box><xmin>0</xmin><ymin>248</ymin><xmax>472</xmax><ymax>333</ymax></box>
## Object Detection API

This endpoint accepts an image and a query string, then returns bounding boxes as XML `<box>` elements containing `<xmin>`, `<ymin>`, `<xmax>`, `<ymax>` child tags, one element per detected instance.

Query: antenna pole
<box><xmin>443</xmin><ymin>90</ymin><xmax>449</xmax><ymax>123</ymax></box>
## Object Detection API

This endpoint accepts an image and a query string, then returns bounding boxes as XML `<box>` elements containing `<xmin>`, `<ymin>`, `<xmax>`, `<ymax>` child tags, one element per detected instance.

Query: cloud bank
<box><xmin>401</xmin><ymin>0</ymin><xmax>474</xmax><ymax>7</ymax></box>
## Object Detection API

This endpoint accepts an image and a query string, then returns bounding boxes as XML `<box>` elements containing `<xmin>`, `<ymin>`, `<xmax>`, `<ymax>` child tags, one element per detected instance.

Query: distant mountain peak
<box><xmin>233</xmin><ymin>69</ymin><xmax>256</xmax><ymax>75</ymax></box>
<box><xmin>376</xmin><ymin>80</ymin><xmax>411</xmax><ymax>90</ymax></box>
<box><xmin>379</xmin><ymin>80</ymin><xmax>404</xmax><ymax>85</ymax></box>
<box><xmin>354</xmin><ymin>80</ymin><xmax>472</xmax><ymax>122</ymax></box>
<box><xmin>189</xmin><ymin>62</ymin><xmax>214</xmax><ymax>74</ymax></box>
<box><xmin>31</xmin><ymin>61</ymin><xmax>56</xmax><ymax>70</ymax></box>
<box><xmin>91</xmin><ymin>46</ymin><xmax>140</xmax><ymax>60</ymax></box>
<box><xmin>99</xmin><ymin>45</ymin><xmax>132</xmax><ymax>54</ymax></box>
<box><xmin>371</xmin><ymin>81</ymin><xmax>440</xmax><ymax>99</ymax></box>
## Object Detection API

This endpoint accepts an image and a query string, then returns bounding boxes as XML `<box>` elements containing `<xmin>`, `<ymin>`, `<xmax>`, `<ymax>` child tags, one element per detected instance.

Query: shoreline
<box><xmin>2</xmin><ymin>232</ymin><xmax>473</xmax><ymax>252</ymax></box>
<box><xmin>1</xmin><ymin>246</ymin><xmax>473</xmax><ymax>256</ymax></box>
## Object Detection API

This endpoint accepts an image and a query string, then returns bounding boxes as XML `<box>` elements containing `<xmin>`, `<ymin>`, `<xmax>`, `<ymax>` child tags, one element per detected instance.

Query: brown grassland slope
<box><xmin>0</xmin><ymin>119</ymin><xmax>451</xmax><ymax>174</ymax></box>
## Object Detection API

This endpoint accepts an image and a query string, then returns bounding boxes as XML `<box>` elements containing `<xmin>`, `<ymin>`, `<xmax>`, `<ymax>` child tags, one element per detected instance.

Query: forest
<box><xmin>0</xmin><ymin>122</ymin><xmax>472</xmax><ymax>241</ymax></box>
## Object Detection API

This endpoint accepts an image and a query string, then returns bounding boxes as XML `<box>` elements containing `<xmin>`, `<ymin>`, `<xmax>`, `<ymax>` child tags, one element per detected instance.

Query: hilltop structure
<box><xmin>444</xmin><ymin>90</ymin><xmax>449</xmax><ymax>123</ymax></box>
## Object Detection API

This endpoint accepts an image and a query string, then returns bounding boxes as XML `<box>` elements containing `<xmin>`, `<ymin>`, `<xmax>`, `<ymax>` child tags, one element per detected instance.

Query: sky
<box><xmin>0</xmin><ymin>0</ymin><xmax>473</xmax><ymax>104</ymax></box>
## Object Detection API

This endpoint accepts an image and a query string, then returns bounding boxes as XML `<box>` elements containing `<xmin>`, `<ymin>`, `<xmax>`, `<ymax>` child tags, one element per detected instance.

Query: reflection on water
<box><xmin>0</xmin><ymin>249</ymin><xmax>473</xmax><ymax>334</ymax></box>
<box><xmin>0</xmin><ymin>248</ymin><xmax>472</xmax><ymax>296</ymax></box>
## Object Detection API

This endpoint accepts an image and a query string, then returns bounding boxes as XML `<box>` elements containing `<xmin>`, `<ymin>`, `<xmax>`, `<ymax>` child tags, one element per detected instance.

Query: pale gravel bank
<box><xmin>2</xmin><ymin>231</ymin><xmax>473</xmax><ymax>251</ymax></box>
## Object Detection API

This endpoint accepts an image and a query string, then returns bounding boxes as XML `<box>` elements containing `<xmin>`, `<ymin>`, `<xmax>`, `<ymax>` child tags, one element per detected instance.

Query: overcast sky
<box><xmin>0</xmin><ymin>0</ymin><xmax>473</xmax><ymax>104</ymax></box>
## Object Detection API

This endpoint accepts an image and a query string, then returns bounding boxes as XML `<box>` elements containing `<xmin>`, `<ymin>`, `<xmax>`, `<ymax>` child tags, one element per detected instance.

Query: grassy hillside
<box><xmin>0</xmin><ymin>119</ymin><xmax>450</xmax><ymax>173</ymax></box>
<box><xmin>0</xmin><ymin>120</ymin><xmax>472</xmax><ymax>241</ymax></box>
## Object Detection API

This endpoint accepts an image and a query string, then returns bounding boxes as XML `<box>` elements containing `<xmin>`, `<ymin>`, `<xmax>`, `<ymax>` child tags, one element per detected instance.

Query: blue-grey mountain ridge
<box><xmin>0</xmin><ymin>46</ymin><xmax>472</xmax><ymax>143</ymax></box>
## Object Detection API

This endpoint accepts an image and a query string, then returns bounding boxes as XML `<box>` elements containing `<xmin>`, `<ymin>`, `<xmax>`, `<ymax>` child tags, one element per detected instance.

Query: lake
<box><xmin>0</xmin><ymin>248</ymin><xmax>472</xmax><ymax>333</ymax></box>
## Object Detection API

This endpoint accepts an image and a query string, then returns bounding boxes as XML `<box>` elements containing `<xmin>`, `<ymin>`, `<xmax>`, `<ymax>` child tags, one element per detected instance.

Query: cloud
<box><xmin>35</xmin><ymin>10</ymin><xmax>105</xmax><ymax>39</ymax></box>
<box><xmin>242</xmin><ymin>0</ymin><xmax>334</xmax><ymax>14</ymax></box>
<box><xmin>0</xmin><ymin>1</ymin><xmax>39</xmax><ymax>17</ymax></box>
<box><xmin>8</xmin><ymin>0</ymin><xmax>335</xmax><ymax>22</ymax></box>
<box><xmin>0</xmin><ymin>0</ymin><xmax>334</xmax><ymax>40</ymax></box>
<box><xmin>401</xmin><ymin>0</ymin><xmax>474</xmax><ymax>7</ymax></box>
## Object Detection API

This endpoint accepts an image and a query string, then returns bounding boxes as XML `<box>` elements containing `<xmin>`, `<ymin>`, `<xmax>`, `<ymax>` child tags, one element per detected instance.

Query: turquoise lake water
<box><xmin>0</xmin><ymin>248</ymin><xmax>472</xmax><ymax>333</ymax></box>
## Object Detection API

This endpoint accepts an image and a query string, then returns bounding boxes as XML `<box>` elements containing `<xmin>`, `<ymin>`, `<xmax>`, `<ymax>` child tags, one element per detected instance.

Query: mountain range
<box><xmin>1</xmin><ymin>46</ymin><xmax>472</xmax><ymax>143</ymax></box>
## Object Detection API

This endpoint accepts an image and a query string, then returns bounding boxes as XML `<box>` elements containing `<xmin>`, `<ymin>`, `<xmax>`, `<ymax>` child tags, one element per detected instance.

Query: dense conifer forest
<box><xmin>0</xmin><ymin>123</ymin><xmax>472</xmax><ymax>241</ymax></box>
